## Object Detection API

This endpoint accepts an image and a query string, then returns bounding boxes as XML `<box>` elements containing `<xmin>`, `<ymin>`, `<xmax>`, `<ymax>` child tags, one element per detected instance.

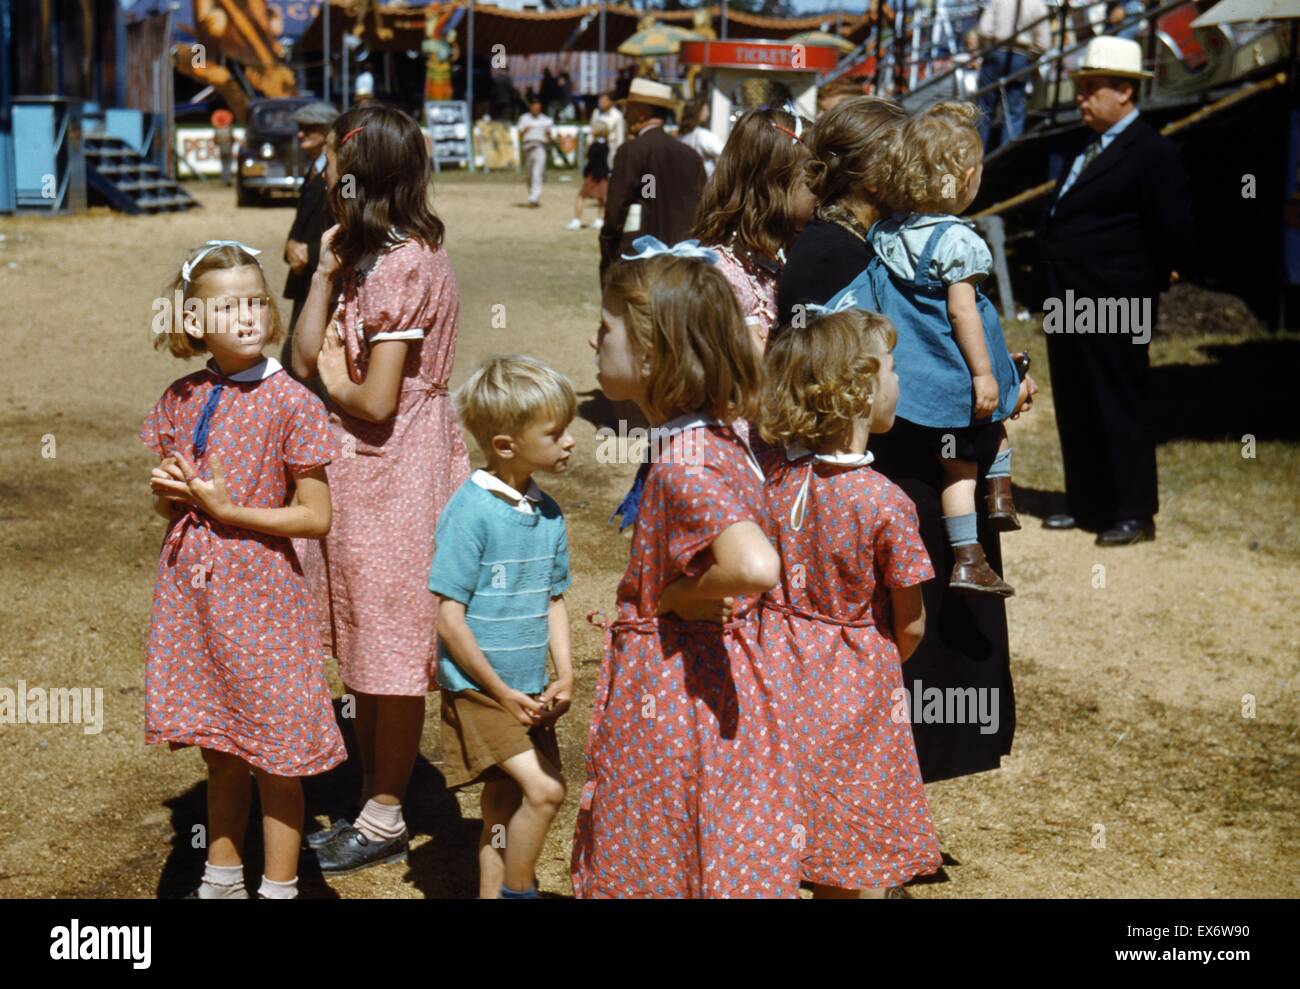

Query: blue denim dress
<box><xmin>827</xmin><ymin>217</ymin><xmax>1019</xmax><ymax>430</ymax></box>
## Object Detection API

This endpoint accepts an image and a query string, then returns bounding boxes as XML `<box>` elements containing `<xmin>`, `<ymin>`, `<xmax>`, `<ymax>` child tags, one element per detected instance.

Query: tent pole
<box><xmin>599</xmin><ymin>1</ymin><xmax>606</xmax><ymax>96</ymax></box>
<box><xmin>467</xmin><ymin>0</ymin><xmax>475</xmax><ymax>172</ymax></box>
<box><xmin>323</xmin><ymin>0</ymin><xmax>331</xmax><ymax>102</ymax></box>
<box><xmin>721</xmin><ymin>1</ymin><xmax>728</xmax><ymax>41</ymax></box>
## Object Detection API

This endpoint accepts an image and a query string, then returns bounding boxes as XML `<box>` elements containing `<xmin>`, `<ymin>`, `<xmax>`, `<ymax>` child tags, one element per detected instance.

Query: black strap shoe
<box><xmin>312</xmin><ymin>825</ymin><xmax>410</xmax><ymax>876</ymax></box>
<box><xmin>305</xmin><ymin>817</ymin><xmax>352</xmax><ymax>850</ymax></box>
<box><xmin>1043</xmin><ymin>514</ymin><xmax>1077</xmax><ymax>530</ymax></box>
<box><xmin>1096</xmin><ymin>519</ymin><xmax>1156</xmax><ymax>546</ymax></box>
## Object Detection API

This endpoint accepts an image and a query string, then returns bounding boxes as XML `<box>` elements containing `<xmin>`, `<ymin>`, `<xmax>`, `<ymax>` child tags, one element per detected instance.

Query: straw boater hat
<box><xmin>1073</xmin><ymin>36</ymin><xmax>1153</xmax><ymax>80</ymax></box>
<box><xmin>621</xmin><ymin>78</ymin><xmax>681</xmax><ymax>114</ymax></box>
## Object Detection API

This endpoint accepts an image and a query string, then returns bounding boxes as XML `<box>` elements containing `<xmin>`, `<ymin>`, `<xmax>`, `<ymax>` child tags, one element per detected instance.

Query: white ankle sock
<box><xmin>198</xmin><ymin>862</ymin><xmax>248</xmax><ymax>899</ymax></box>
<box><xmin>354</xmin><ymin>798</ymin><xmax>405</xmax><ymax>842</ymax></box>
<box><xmin>258</xmin><ymin>875</ymin><xmax>299</xmax><ymax>899</ymax></box>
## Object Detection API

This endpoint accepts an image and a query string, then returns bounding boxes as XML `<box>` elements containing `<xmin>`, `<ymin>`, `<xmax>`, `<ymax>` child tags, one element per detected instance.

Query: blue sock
<box><xmin>988</xmin><ymin>448</ymin><xmax>1012</xmax><ymax>479</ymax></box>
<box><xmin>943</xmin><ymin>513</ymin><xmax>979</xmax><ymax>547</ymax></box>
<box><xmin>499</xmin><ymin>884</ymin><xmax>540</xmax><ymax>899</ymax></box>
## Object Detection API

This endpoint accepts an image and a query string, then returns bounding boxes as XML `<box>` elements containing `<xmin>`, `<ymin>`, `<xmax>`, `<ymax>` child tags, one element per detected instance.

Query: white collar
<box><xmin>472</xmin><ymin>469</ymin><xmax>544</xmax><ymax>514</ymax></box>
<box><xmin>648</xmin><ymin>415</ymin><xmax>764</xmax><ymax>481</ymax></box>
<box><xmin>785</xmin><ymin>441</ymin><xmax>874</xmax><ymax>467</ymax></box>
<box><xmin>206</xmin><ymin>356</ymin><xmax>282</xmax><ymax>383</ymax></box>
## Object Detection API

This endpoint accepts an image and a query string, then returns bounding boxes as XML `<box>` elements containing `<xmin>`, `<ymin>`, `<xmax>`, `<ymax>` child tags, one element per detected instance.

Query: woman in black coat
<box><xmin>780</xmin><ymin>96</ymin><xmax>1035</xmax><ymax>783</ymax></box>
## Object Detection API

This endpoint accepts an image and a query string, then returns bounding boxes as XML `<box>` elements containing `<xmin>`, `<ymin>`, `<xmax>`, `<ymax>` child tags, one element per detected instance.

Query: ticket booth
<box><xmin>679</xmin><ymin>39</ymin><xmax>841</xmax><ymax>141</ymax></box>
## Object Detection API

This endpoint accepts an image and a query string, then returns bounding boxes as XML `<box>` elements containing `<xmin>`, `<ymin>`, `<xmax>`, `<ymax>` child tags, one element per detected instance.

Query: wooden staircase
<box><xmin>84</xmin><ymin>134</ymin><xmax>199</xmax><ymax>214</ymax></box>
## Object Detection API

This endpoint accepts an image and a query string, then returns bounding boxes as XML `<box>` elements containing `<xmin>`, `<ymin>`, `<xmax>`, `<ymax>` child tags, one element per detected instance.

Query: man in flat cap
<box><xmin>1037</xmin><ymin>37</ymin><xmax>1195</xmax><ymax>546</ymax></box>
<box><xmin>283</xmin><ymin>101</ymin><xmax>338</xmax><ymax>371</ymax></box>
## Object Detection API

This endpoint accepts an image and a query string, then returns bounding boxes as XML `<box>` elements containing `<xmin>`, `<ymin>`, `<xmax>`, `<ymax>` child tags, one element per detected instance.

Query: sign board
<box><xmin>679</xmin><ymin>40</ymin><xmax>841</xmax><ymax>74</ymax></box>
<box><xmin>424</xmin><ymin>101</ymin><xmax>472</xmax><ymax>167</ymax></box>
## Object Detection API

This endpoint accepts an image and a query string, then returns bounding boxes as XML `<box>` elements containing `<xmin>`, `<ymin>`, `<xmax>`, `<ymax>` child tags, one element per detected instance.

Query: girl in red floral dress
<box><xmin>757</xmin><ymin>307</ymin><xmax>942</xmax><ymax>898</ymax></box>
<box><xmin>572</xmin><ymin>245</ymin><xmax>801</xmax><ymax>898</ymax></box>
<box><xmin>144</xmin><ymin>241</ymin><xmax>346</xmax><ymax>900</ymax></box>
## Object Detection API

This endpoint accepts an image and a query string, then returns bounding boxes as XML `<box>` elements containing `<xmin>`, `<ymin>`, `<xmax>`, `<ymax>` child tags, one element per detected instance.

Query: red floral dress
<box><xmin>140</xmin><ymin>359</ymin><xmax>347</xmax><ymax>777</ymax></box>
<box><xmin>571</xmin><ymin>421</ymin><xmax>801</xmax><ymax>898</ymax></box>
<box><xmin>759</xmin><ymin>448</ymin><xmax>942</xmax><ymax>889</ymax></box>
<box><xmin>296</xmin><ymin>238</ymin><xmax>471</xmax><ymax>696</ymax></box>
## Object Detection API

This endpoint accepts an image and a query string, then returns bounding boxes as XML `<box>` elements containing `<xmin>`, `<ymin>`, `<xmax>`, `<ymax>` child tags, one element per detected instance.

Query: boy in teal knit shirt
<box><xmin>429</xmin><ymin>356</ymin><xmax>577</xmax><ymax>900</ymax></box>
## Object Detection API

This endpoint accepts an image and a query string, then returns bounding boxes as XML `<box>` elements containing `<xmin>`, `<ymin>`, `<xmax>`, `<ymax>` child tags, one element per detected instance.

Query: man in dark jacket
<box><xmin>282</xmin><ymin>101</ymin><xmax>338</xmax><ymax>372</ymax></box>
<box><xmin>599</xmin><ymin>79</ymin><xmax>706</xmax><ymax>283</ymax></box>
<box><xmin>1037</xmin><ymin>37</ymin><xmax>1194</xmax><ymax>546</ymax></box>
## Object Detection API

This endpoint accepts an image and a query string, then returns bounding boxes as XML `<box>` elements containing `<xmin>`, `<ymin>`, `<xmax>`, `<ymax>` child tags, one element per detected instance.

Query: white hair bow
<box><xmin>181</xmin><ymin>240</ymin><xmax>263</xmax><ymax>288</ymax></box>
<box><xmin>621</xmin><ymin>236</ymin><xmax>721</xmax><ymax>265</ymax></box>
<box><xmin>804</xmin><ymin>290</ymin><xmax>860</xmax><ymax>316</ymax></box>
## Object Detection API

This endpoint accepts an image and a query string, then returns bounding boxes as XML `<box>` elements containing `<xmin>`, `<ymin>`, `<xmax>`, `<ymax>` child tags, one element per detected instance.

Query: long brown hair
<box><xmin>327</xmin><ymin>103</ymin><xmax>445</xmax><ymax>273</ymax></box>
<box><xmin>604</xmin><ymin>255</ymin><xmax>761</xmax><ymax>423</ymax></box>
<box><xmin>690</xmin><ymin>106</ymin><xmax>812</xmax><ymax>260</ymax></box>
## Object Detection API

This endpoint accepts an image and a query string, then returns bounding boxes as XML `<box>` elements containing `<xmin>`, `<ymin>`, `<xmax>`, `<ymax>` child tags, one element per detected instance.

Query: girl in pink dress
<box><xmin>144</xmin><ymin>241</ymin><xmax>346</xmax><ymax>900</ymax></box>
<box><xmin>690</xmin><ymin>105</ymin><xmax>816</xmax><ymax>352</ymax></box>
<box><xmin>572</xmin><ymin>244</ymin><xmax>801</xmax><ymax>898</ymax></box>
<box><xmin>757</xmin><ymin>306</ymin><xmax>943</xmax><ymax>898</ymax></box>
<box><xmin>291</xmin><ymin>104</ymin><xmax>471</xmax><ymax>874</ymax></box>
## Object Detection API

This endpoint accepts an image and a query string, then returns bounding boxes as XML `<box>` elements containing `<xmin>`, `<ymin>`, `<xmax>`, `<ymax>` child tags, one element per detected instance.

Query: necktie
<box><xmin>192</xmin><ymin>380</ymin><xmax>225</xmax><ymax>459</ymax></box>
<box><xmin>609</xmin><ymin>460</ymin><xmax>652</xmax><ymax>532</ymax></box>
<box><xmin>1076</xmin><ymin>137</ymin><xmax>1103</xmax><ymax>177</ymax></box>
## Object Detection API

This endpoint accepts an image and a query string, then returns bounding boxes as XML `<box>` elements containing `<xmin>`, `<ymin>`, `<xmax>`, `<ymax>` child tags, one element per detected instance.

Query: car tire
<box><xmin>236</xmin><ymin>183</ymin><xmax>257</xmax><ymax>208</ymax></box>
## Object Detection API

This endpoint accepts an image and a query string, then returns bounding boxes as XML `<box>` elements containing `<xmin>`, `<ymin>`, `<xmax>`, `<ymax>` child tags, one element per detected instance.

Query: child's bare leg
<box><xmin>253</xmin><ymin>770</ymin><xmax>304</xmax><ymax>884</ymax></box>
<box><xmin>370</xmin><ymin>693</ymin><xmax>425</xmax><ymax>806</ymax></box>
<box><xmin>938</xmin><ymin>456</ymin><xmax>978</xmax><ymax>519</ymax></box>
<box><xmin>478</xmin><ymin>778</ymin><xmax>522</xmax><ymax>898</ymax></box>
<box><xmin>349</xmin><ymin>686</ymin><xmax>379</xmax><ymax>800</ymax></box>
<box><xmin>573</xmin><ymin>193</ymin><xmax>584</xmax><ymax>222</ymax></box>
<box><xmin>202</xmin><ymin>747</ymin><xmax>251</xmax><ymax>867</ymax></box>
<box><xmin>497</xmin><ymin>748</ymin><xmax>565</xmax><ymax>894</ymax></box>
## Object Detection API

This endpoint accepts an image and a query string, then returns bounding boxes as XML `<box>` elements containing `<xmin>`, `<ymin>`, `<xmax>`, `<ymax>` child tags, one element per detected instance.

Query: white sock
<box><xmin>258</xmin><ymin>875</ymin><xmax>299</xmax><ymax>899</ymax></box>
<box><xmin>198</xmin><ymin>862</ymin><xmax>248</xmax><ymax>899</ymax></box>
<box><xmin>354</xmin><ymin>798</ymin><xmax>405</xmax><ymax>842</ymax></box>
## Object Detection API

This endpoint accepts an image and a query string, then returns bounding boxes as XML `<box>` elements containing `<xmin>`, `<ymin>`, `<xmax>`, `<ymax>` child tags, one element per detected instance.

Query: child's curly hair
<box><xmin>759</xmin><ymin>309</ymin><xmax>897</xmax><ymax>451</ymax></box>
<box><xmin>885</xmin><ymin>101</ymin><xmax>984</xmax><ymax>213</ymax></box>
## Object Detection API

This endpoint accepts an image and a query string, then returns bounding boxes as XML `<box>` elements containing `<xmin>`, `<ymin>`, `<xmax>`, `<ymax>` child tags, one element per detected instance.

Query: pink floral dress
<box><xmin>710</xmin><ymin>244</ymin><xmax>781</xmax><ymax>347</ymax></box>
<box><xmin>140</xmin><ymin>358</ymin><xmax>347</xmax><ymax>777</ymax></box>
<box><xmin>297</xmin><ymin>238</ymin><xmax>471</xmax><ymax>697</ymax></box>
<box><xmin>571</xmin><ymin>421</ymin><xmax>801</xmax><ymax>899</ymax></box>
<box><xmin>759</xmin><ymin>447</ymin><xmax>942</xmax><ymax>889</ymax></box>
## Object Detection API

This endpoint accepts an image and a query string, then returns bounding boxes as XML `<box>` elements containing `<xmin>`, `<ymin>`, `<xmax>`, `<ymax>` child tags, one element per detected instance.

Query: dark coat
<box><xmin>599</xmin><ymin>124</ymin><xmax>706</xmax><ymax>281</ymax></box>
<box><xmin>283</xmin><ymin>164</ymin><xmax>330</xmax><ymax>308</ymax></box>
<box><xmin>1037</xmin><ymin>115</ymin><xmax>1195</xmax><ymax>304</ymax></box>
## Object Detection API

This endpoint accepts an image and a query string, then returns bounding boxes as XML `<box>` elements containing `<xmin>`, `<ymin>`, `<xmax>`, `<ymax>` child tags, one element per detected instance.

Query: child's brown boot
<box><xmin>950</xmin><ymin>543</ymin><xmax>1015</xmax><ymax>597</ymax></box>
<box><xmin>985</xmin><ymin>475</ymin><xmax>1020</xmax><ymax>532</ymax></box>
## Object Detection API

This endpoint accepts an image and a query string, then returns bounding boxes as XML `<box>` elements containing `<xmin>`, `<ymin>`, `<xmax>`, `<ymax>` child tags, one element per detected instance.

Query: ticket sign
<box><xmin>679</xmin><ymin>40</ymin><xmax>841</xmax><ymax>74</ymax></box>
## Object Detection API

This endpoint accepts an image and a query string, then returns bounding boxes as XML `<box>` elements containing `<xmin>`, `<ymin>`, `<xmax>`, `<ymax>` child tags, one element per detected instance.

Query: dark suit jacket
<box><xmin>284</xmin><ymin>166</ymin><xmax>330</xmax><ymax>303</ymax></box>
<box><xmin>1037</xmin><ymin>115</ymin><xmax>1195</xmax><ymax>305</ymax></box>
<box><xmin>599</xmin><ymin>124</ymin><xmax>706</xmax><ymax>281</ymax></box>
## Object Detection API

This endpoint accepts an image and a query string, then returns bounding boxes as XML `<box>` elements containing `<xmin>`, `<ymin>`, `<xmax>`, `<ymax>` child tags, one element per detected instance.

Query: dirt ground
<box><xmin>0</xmin><ymin>175</ymin><xmax>1296</xmax><ymax>899</ymax></box>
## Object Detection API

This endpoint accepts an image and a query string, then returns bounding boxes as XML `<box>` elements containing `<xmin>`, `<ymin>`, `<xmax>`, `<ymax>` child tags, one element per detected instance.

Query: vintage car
<box><xmin>236</xmin><ymin>97</ymin><xmax>316</xmax><ymax>207</ymax></box>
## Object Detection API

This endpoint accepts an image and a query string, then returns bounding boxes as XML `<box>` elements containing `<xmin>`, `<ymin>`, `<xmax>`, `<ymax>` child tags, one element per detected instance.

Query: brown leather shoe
<box><xmin>985</xmin><ymin>475</ymin><xmax>1020</xmax><ymax>532</ymax></box>
<box><xmin>949</xmin><ymin>542</ymin><xmax>1015</xmax><ymax>597</ymax></box>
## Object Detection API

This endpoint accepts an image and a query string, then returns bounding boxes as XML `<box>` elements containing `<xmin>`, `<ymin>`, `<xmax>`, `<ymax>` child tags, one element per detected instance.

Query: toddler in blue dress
<box><xmin>826</xmin><ymin>102</ymin><xmax>1024</xmax><ymax>596</ymax></box>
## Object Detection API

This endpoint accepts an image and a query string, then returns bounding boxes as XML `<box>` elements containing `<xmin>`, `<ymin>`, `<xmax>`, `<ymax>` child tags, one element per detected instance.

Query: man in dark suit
<box><xmin>282</xmin><ymin>101</ymin><xmax>338</xmax><ymax>373</ymax></box>
<box><xmin>599</xmin><ymin>79</ymin><xmax>707</xmax><ymax>283</ymax></box>
<box><xmin>1037</xmin><ymin>37</ymin><xmax>1194</xmax><ymax>546</ymax></box>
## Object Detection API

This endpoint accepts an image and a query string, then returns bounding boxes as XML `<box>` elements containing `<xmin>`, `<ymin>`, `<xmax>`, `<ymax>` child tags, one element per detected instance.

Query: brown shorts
<box><xmin>439</xmin><ymin>688</ymin><xmax>562</xmax><ymax>790</ymax></box>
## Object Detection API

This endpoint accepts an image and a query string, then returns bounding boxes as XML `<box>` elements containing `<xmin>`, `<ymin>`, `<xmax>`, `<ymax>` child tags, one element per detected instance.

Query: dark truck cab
<box><xmin>236</xmin><ymin>97</ymin><xmax>316</xmax><ymax>206</ymax></box>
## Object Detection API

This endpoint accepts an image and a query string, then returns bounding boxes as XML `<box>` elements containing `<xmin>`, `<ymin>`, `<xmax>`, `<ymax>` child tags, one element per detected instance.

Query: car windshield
<box><xmin>250</xmin><ymin>103</ymin><xmax>306</xmax><ymax>137</ymax></box>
